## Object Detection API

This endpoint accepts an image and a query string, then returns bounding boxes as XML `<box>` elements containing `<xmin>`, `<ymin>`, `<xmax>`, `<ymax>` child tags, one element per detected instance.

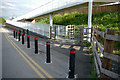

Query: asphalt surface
<box><xmin>2</xmin><ymin>29</ymin><xmax>40</xmax><ymax>78</ymax></box>
<box><xmin>0</xmin><ymin>24</ymin><xmax>2</xmax><ymax>79</ymax></box>
<box><xmin>2</xmin><ymin>27</ymin><xmax>91</xmax><ymax>78</ymax></box>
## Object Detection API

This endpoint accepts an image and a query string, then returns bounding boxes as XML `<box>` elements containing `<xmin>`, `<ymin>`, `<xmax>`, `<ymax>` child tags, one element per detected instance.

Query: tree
<box><xmin>0</xmin><ymin>17</ymin><xmax>6</xmax><ymax>24</ymax></box>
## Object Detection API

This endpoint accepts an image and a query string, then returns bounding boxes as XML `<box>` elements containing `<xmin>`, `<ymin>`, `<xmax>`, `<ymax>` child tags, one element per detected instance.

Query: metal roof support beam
<box><xmin>49</xmin><ymin>14</ymin><xmax>53</xmax><ymax>27</ymax></box>
<box><xmin>49</xmin><ymin>14</ymin><xmax>53</xmax><ymax>38</ymax></box>
<box><xmin>0</xmin><ymin>24</ymin><xmax>2</xmax><ymax>80</ymax></box>
<box><xmin>87</xmin><ymin>0</ymin><xmax>93</xmax><ymax>42</ymax></box>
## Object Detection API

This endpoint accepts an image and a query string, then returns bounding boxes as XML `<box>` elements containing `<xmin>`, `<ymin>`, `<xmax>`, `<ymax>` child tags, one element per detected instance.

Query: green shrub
<box><xmin>35</xmin><ymin>11</ymin><xmax>119</xmax><ymax>32</ymax></box>
<box><xmin>35</xmin><ymin>17</ymin><xmax>49</xmax><ymax>24</ymax></box>
<box><xmin>0</xmin><ymin>17</ymin><xmax>6</xmax><ymax>24</ymax></box>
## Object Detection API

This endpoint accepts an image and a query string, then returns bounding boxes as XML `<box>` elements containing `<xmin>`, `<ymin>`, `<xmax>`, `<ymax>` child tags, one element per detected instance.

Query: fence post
<box><xmin>91</xmin><ymin>27</ymin><xmax>94</xmax><ymax>48</ymax></box>
<box><xmin>54</xmin><ymin>26</ymin><xmax>56</xmax><ymax>40</ymax></box>
<box><xmin>91</xmin><ymin>27</ymin><xmax>93</xmax><ymax>39</ymax></box>
<box><xmin>66</xmin><ymin>25</ymin><xmax>68</xmax><ymax>37</ymax></box>
<box><xmin>68</xmin><ymin>25</ymin><xmax>70</xmax><ymax>38</ymax></box>
<box><xmin>50</xmin><ymin>26</ymin><xmax>52</xmax><ymax>39</ymax></box>
<box><xmin>68</xmin><ymin>48</ymin><xmax>76</xmax><ymax>79</ymax></box>
<box><xmin>101</xmin><ymin>29</ymin><xmax>115</xmax><ymax>78</ymax></box>
<box><xmin>92</xmin><ymin>27</ymin><xmax>95</xmax><ymax>48</ymax></box>
<box><xmin>96</xmin><ymin>26</ymin><xmax>99</xmax><ymax>51</ymax></box>
<box><xmin>80</xmin><ymin>26</ymin><xmax>83</xmax><ymax>43</ymax></box>
<box><xmin>73</xmin><ymin>25</ymin><xmax>75</xmax><ymax>40</ymax></box>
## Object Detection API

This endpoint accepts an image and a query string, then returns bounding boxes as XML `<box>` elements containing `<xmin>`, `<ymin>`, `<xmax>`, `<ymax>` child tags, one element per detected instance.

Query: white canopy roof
<box><xmin>12</xmin><ymin>0</ymin><xmax>119</xmax><ymax>21</ymax></box>
<box><xmin>13</xmin><ymin>0</ymin><xmax>90</xmax><ymax>21</ymax></box>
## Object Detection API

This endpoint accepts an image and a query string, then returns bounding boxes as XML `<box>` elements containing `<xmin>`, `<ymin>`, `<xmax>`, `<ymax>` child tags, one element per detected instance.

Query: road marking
<box><xmin>5</xmin><ymin>32</ymin><xmax>55</xmax><ymax>79</ymax></box>
<box><xmin>4</xmin><ymin>33</ymin><xmax>46</xmax><ymax>79</ymax></box>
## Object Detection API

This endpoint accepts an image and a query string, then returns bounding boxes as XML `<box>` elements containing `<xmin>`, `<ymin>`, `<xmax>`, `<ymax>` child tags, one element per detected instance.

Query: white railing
<box><xmin>6</xmin><ymin>20</ymin><xmax>50</xmax><ymax>38</ymax></box>
<box><xmin>6</xmin><ymin>20</ymin><xmax>67</xmax><ymax>38</ymax></box>
<box><xmin>6</xmin><ymin>20</ymin><xmax>89</xmax><ymax>40</ymax></box>
<box><xmin>54</xmin><ymin>25</ymin><xmax>66</xmax><ymax>38</ymax></box>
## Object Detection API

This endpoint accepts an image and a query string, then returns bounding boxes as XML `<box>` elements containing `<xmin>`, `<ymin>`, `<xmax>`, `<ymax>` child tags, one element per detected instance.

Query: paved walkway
<box><xmin>2</xmin><ymin>27</ymin><xmax>91</xmax><ymax>78</ymax></box>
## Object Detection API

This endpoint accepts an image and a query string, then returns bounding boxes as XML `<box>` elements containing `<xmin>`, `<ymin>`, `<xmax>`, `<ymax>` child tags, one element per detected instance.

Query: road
<box><xmin>2</xmin><ymin>27</ymin><xmax>91</xmax><ymax>79</ymax></box>
<box><xmin>0</xmin><ymin>24</ymin><xmax>2</xmax><ymax>79</ymax></box>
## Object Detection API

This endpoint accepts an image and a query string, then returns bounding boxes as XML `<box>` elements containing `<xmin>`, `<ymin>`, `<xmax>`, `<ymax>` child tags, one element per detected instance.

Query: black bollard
<box><xmin>27</xmin><ymin>35</ymin><xmax>30</xmax><ymax>48</ymax></box>
<box><xmin>27</xmin><ymin>29</ymin><xmax>29</xmax><ymax>35</ymax></box>
<box><xmin>46</xmin><ymin>41</ymin><xmax>51</xmax><ymax>63</ymax></box>
<box><xmin>23</xmin><ymin>29</ymin><xmax>25</xmax><ymax>35</ymax></box>
<box><xmin>68</xmin><ymin>48</ymin><xmax>76</xmax><ymax>79</ymax></box>
<box><xmin>18</xmin><ymin>31</ymin><xmax>20</xmax><ymax>41</ymax></box>
<box><xmin>22</xmin><ymin>33</ymin><xmax>24</xmax><ymax>44</ymax></box>
<box><xmin>13</xmin><ymin>30</ymin><xmax>15</xmax><ymax>38</ymax></box>
<box><xmin>19</xmin><ymin>29</ymin><xmax>21</xmax><ymax>36</ymax></box>
<box><xmin>34</xmin><ymin>37</ymin><xmax>38</xmax><ymax>54</ymax></box>
<box><xmin>16</xmin><ymin>31</ymin><xmax>17</xmax><ymax>39</ymax></box>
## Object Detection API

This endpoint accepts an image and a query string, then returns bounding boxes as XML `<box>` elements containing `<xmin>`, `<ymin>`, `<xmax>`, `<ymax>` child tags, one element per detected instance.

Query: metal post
<box><xmin>13</xmin><ymin>30</ymin><xmax>15</xmax><ymax>38</ymax></box>
<box><xmin>54</xmin><ymin>26</ymin><xmax>56</xmax><ymax>40</ymax></box>
<box><xmin>46</xmin><ymin>41</ymin><xmax>51</xmax><ymax>63</ymax></box>
<box><xmin>35</xmin><ymin>37</ymin><xmax>38</xmax><ymax>54</ymax></box>
<box><xmin>49</xmin><ymin>14</ymin><xmax>53</xmax><ymax>27</ymax></box>
<box><xmin>49</xmin><ymin>14</ymin><xmax>53</xmax><ymax>38</ymax></box>
<box><xmin>19</xmin><ymin>29</ymin><xmax>21</xmax><ymax>36</ymax></box>
<box><xmin>22</xmin><ymin>33</ymin><xmax>24</xmax><ymax>44</ymax></box>
<box><xmin>23</xmin><ymin>29</ymin><xmax>25</xmax><ymax>35</ymax></box>
<box><xmin>87</xmin><ymin>0</ymin><xmax>93</xmax><ymax>42</ymax></box>
<box><xmin>16</xmin><ymin>31</ymin><xmax>17</xmax><ymax>39</ymax></box>
<box><xmin>66</xmin><ymin>26</ymin><xmax>68</xmax><ymax>37</ymax></box>
<box><xmin>18</xmin><ymin>31</ymin><xmax>20</xmax><ymax>41</ymax></box>
<box><xmin>27</xmin><ymin>35</ymin><xmax>30</xmax><ymax>48</ymax></box>
<box><xmin>50</xmin><ymin>26</ymin><xmax>52</xmax><ymax>39</ymax></box>
<box><xmin>27</xmin><ymin>29</ymin><xmax>29</xmax><ymax>35</ymax></box>
<box><xmin>68</xmin><ymin>48</ymin><xmax>76</xmax><ymax>79</ymax></box>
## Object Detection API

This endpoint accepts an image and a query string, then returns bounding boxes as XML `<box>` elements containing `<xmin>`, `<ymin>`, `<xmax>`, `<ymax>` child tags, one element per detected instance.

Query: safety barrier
<box><xmin>22</xmin><ymin>33</ymin><xmax>24</xmax><ymax>44</ymax></box>
<box><xmin>34</xmin><ymin>37</ymin><xmax>38</xmax><ymax>54</ymax></box>
<box><xmin>12</xmin><ymin>28</ymin><xmax>77</xmax><ymax>78</ymax></box>
<box><xmin>68</xmin><ymin>48</ymin><xmax>76</xmax><ymax>79</ymax></box>
<box><xmin>27</xmin><ymin>35</ymin><xmax>30</xmax><ymax>48</ymax></box>
<box><xmin>6</xmin><ymin>20</ymin><xmax>50</xmax><ymax>38</ymax></box>
<box><xmin>46</xmin><ymin>41</ymin><xmax>51</xmax><ymax>63</ymax></box>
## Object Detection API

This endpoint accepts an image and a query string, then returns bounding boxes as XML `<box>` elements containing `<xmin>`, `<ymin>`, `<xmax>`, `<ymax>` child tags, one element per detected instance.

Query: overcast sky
<box><xmin>0</xmin><ymin>0</ymin><xmax>52</xmax><ymax>19</ymax></box>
